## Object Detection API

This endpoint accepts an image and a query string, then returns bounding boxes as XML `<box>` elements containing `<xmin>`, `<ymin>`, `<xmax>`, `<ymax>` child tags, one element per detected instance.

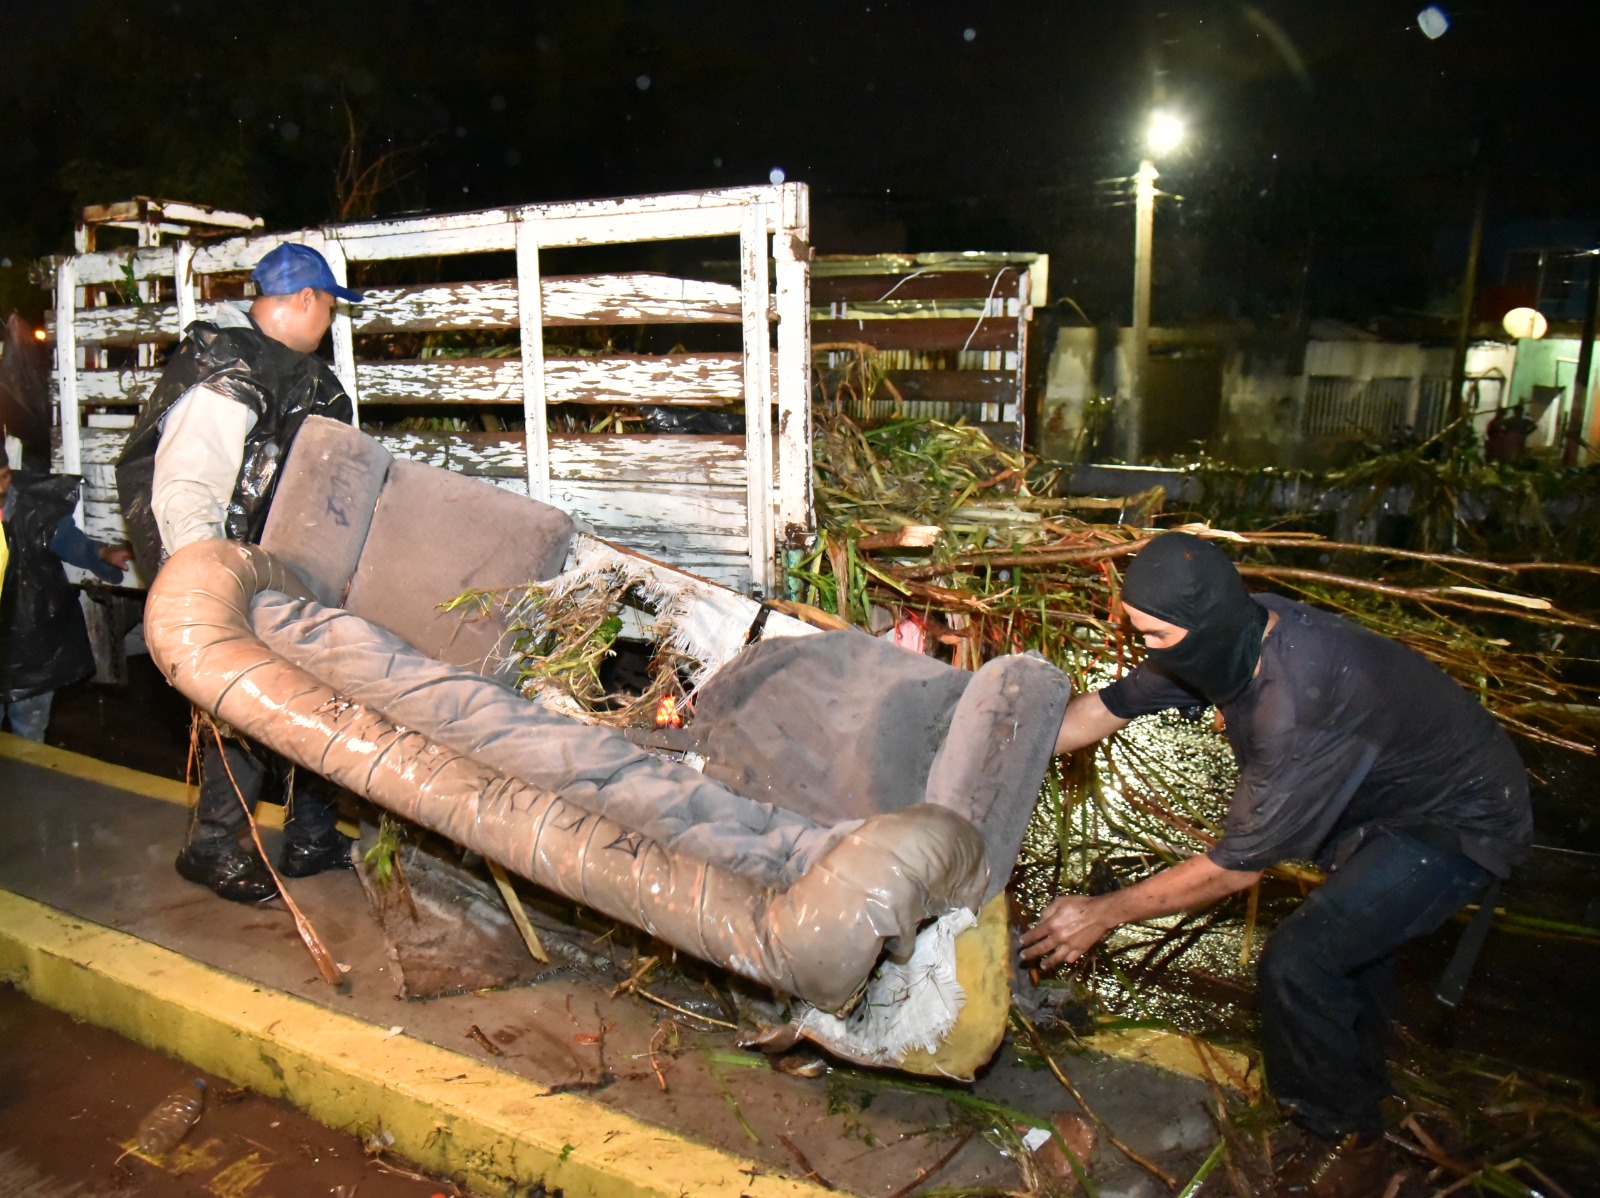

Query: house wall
<box><xmin>1041</xmin><ymin>324</ymin><xmax>1528</xmax><ymax>467</ymax></box>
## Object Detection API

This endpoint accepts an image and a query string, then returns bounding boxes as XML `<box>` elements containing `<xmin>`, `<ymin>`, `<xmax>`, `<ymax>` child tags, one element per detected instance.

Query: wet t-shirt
<box><xmin>1099</xmin><ymin>594</ymin><xmax>1531</xmax><ymax>877</ymax></box>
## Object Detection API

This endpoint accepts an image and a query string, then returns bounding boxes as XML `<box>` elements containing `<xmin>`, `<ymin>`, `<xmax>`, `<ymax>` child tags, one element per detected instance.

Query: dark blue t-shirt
<box><xmin>1100</xmin><ymin>594</ymin><xmax>1531</xmax><ymax>876</ymax></box>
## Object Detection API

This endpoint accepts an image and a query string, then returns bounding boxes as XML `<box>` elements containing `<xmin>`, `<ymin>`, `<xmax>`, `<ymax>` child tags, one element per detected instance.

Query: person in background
<box><xmin>1484</xmin><ymin>402</ymin><xmax>1538</xmax><ymax>463</ymax></box>
<box><xmin>116</xmin><ymin>242</ymin><xmax>363</xmax><ymax>904</ymax></box>
<box><xmin>0</xmin><ymin>437</ymin><xmax>130</xmax><ymax>740</ymax></box>
<box><xmin>1022</xmin><ymin>532</ymin><xmax>1530</xmax><ymax>1198</ymax></box>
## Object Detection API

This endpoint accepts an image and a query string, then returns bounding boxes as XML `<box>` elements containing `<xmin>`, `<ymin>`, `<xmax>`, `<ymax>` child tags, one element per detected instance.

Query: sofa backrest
<box><xmin>262</xmin><ymin>416</ymin><xmax>576</xmax><ymax>676</ymax></box>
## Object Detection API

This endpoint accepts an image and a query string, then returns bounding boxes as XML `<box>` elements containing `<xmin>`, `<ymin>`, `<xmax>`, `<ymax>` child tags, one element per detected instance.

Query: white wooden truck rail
<box><xmin>48</xmin><ymin>185</ymin><xmax>814</xmax><ymax>595</ymax></box>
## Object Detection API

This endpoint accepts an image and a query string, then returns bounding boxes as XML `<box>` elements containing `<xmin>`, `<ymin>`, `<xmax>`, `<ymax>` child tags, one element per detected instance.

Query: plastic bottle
<box><xmin>134</xmin><ymin>1079</ymin><xmax>206</xmax><ymax>1157</ymax></box>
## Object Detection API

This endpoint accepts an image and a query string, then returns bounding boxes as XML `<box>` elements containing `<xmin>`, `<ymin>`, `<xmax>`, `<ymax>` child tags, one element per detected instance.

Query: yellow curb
<box><xmin>0</xmin><ymin>889</ymin><xmax>826</xmax><ymax>1198</ymax></box>
<box><xmin>0</xmin><ymin>730</ymin><xmax>192</xmax><ymax>806</ymax></box>
<box><xmin>0</xmin><ymin>732</ymin><xmax>369</xmax><ymax>834</ymax></box>
<box><xmin>1082</xmin><ymin>1026</ymin><xmax>1257</xmax><ymax>1096</ymax></box>
<box><xmin>2</xmin><ymin>734</ymin><xmax>1257</xmax><ymax>1091</ymax></box>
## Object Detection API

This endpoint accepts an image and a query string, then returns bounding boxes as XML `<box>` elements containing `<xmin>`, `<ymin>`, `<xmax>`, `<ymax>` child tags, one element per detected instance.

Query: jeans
<box><xmin>2</xmin><ymin>691</ymin><xmax>54</xmax><ymax>741</ymax></box>
<box><xmin>188</xmin><ymin>731</ymin><xmax>340</xmax><ymax>855</ymax></box>
<box><xmin>1258</xmin><ymin>827</ymin><xmax>1492</xmax><ymax>1138</ymax></box>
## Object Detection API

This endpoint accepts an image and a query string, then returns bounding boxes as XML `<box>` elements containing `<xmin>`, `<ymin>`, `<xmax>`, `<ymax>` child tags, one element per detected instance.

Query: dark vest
<box><xmin>0</xmin><ymin>472</ymin><xmax>96</xmax><ymax>702</ymax></box>
<box><xmin>115</xmin><ymin>319</ymin><xmax>353</xmax><ymax>580</ymax></box>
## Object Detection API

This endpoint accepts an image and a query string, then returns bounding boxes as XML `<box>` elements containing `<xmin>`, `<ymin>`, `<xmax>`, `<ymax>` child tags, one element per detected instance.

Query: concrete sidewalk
<box><xmin>0</xmin><ymin>733</ymin><xmax>1238</xmax><ymax>1198</ymax></box>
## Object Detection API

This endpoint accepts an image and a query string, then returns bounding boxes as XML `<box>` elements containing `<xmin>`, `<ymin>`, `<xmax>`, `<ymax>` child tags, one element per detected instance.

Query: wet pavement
<box><xmin>0</xmin><ymin>738</ymin><xmax>1225</xmax><ymax>1197</ymax></box>
<box><xmin>0</xmin><ymin>983</ymin><xmax>474</xmax><ymax>1198</ymax></box>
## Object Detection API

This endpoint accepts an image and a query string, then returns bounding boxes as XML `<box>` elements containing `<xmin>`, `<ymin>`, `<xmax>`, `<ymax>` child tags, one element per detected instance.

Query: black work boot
<box><xmin>279</xmin><ymin>831</ymin><xmax>356</xmax><ymax>879</ymax></box>
<box><xmin>175</xmin><ymin>842</ymin><xmax>279</xmax><ymax>904</ymax></box>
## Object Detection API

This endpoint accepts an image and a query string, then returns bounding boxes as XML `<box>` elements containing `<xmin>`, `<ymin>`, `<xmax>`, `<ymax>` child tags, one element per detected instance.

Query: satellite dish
<box><xmin>1502</xmin><ymin>307</ymin><xmax>1548</xmax><ymax>340</ymax></box>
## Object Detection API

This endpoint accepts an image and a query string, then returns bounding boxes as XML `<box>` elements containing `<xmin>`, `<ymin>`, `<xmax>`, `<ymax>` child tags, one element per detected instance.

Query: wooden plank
<box><xmin>348</xmin><ymin>274</ymin><xmax>741</xmax><ymax>330</ymax></box>
<box><xmin>547</xmin><ymin>480</ymin><xmax>748</xmax><ymax>540</ymax></box>
<box><xmin>550</xmin><ymin>435</ymin><xmax>747</xmax><ymax>486</ymax></box>
<box><xmin>542</xmin><ymin>274</ymin><xmax>741</xmax><ymax>325</ymax></box>
<box><xmin>376</xmin><ymin>432</ymin><xmax>747</xmax><ymax>486</ymax></box>
<box><xmin>353</xmin><ymin>281</ymin><xmax>519</xmax><ymax>334</ymax></box>
<box><xmin>740</xmin><ymin>203</ymin><xmax>773</xmax><ymax>597</ymax></box>
<box><xmin>352</xmin><ymin>355</ymin><xmax>745</xmax><ymax>406</ymax></box>
<box><xmin>74</xmin><ymin>353</ymin><xmax>751</xmax><ymax>409</ymax></box>
<box><xmin>376</xmin><ymin>431</ymin><xmax>524</xmax><ymax>476</ymax></box>
<box><xmin>63</xmin><ymin>246</ymin><xmax>172</xmax><ymax>287</ymax></box>
<box><xmin>76</xmin><ymin>369</ymin><xmax>162</xmax><ymax>406</ymax></box>
<box><xmin>322</xmin><ymin>239</ymin><xmax>359</xmax><ymax>413</ymax></box>
<box><xmin>582</xmin><ymin>525</ymin><xmax>751</xmax><ymax>560</ymax></box>
<box><xmin>64</xmin><ymin>187</ymin><xmax>795</xmax><ymax>286</ymax></box>
<box><xmin>811</xmin><ymin>317</ymin><xmax>1019</xmax><ymax>353</ymax></box>
<box><xmin>774</xmin><ymin>229</ymin><xmax>812</xmax><ymax>539</ymax></box>
<box><xmin>72</xmin><ymin>304</ymin><xmax>181</xmax><ymax>346</ymax></box>
<box><xmin>54</xmin><ymin>258</ymin><xmax>82</xmax><ymax>477</ymax></box>
<box><xmin>333</xmin><ymin>185</ymin><xmax>784</xmax><ymax>247</ymax></box>
<box><xmin>173</xmin><ymin>241</ymin><xmax>197</xmax><ymax>334</ymax></box>
<box><xmin>80</xmin><ymin>501</ymin><xmax>127</xmax><ymax>545</ymax></box>
<box><xmin>68</xmin><ymin>273</ymin><xmax>746</xmax><ymax>343</ymax></box>
<box><xmin>515</xmin><ymin>221</ymin><xmax>550</xmax><ymax>503</ymax></box>
<box><xmin>76</xmin><ymin>427</ymin><xmax>129</xmax><ymax>464</ymax></box>
<box><xmin>878</xmin><ymin>370</ymin><xmax>1016</xmax><ymax>404</ymax></box>
<box><xmin>811</xmin><ymin>268</ymin><xmax>1023</xmax><ymax>304</ymax></box>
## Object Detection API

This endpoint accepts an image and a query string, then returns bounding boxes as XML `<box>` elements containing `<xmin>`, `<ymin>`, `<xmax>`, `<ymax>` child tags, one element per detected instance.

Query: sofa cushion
<box><xmin>341</xmin><ymin>460</ymin><xmax>575</xmax><ymax>675</ymax></box>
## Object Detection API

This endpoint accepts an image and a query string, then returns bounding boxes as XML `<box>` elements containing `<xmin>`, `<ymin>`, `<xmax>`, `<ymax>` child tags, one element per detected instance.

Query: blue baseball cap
<box><xmin>251</xmin><ymin>243</ymin><xmax>364</xmax><ymax>303</ymax></box>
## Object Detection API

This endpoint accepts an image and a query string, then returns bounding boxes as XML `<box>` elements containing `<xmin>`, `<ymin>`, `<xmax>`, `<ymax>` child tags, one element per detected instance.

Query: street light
<box><xmin>1127</xmin><ymin>110</ymin><xmax>1185</xmax><ymax>461</ymax></box>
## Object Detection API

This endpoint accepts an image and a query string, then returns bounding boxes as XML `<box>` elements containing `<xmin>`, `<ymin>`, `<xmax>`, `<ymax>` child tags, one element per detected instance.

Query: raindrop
<box><xmin>636</xmin><ymin>74</ymin><xmax>651</xmax><ymax>90</ymax></box>
<box><xmin>503</xmin><ymin>148</ymin><xmax>522</xmax><ymax>166</ymax></box>
<box><xmin>769</xmin><ymin>167</ymin><xmax>786</xmax><ymax>185</ymax></box>
<box><xmin>0</xmin><ymin>258</ymin><xmax>10</xmax><ymax>269</ymax></box>
<box><xmin>963</xmin><ymin>27</ymin><xmax>976</xmax><ymax>41</ymax></box>
<box><xmin>280</xmin><ymin>121</ymin><xmax>299</xmax><ymax>141</ymax></box>
<box><xmin>1417</xmin><ymin>5</ymin><xmax>1449</xmax><ymax>38</ymax></box>
<box><xmin>490</xmin><ymin>94</ymin><xmax>507</xmax><ymax>111</ymax></box>
<box><xmin>712</xmin><ymin>156</ymin><xmax>723</xmax><ymax>168</ymax></box>
<box><xmin>456</xmin><ymin>126</ymin><xmax>467</xmax><ymax>138</ymax></box>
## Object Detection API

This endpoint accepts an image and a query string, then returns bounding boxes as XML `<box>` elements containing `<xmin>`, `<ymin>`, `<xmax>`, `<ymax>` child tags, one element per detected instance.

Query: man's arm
<box><xmin>1054</xmin><ymin>690</ymin><xmax>1129</xmax><ymax>755</ymax></box>
<box><xmin>49</xmin><ymin>517</ymin><xmax>129</xmax><ymax>581</ymax></box>
<box><xmin>1019</xmin><ymin>854</ymin><xmax>1262</xmax><ymax>972</ymax></box>
<box><xmin>151</xmin><ymin>387</ymin><xmax>255</xmax><ymax>553</ymax></box>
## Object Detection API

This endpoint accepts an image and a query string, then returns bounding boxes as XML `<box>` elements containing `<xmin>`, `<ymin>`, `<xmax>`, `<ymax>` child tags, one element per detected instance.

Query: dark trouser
<box><xmin>1258</xmin><ymin>827</ymin><xmax>1492</xmax><ymax>1139</ymax></box>
<box><xmin>188</xmin><ymin>733</ymin><xmax>340</xmax><ymax>855</ymax></box>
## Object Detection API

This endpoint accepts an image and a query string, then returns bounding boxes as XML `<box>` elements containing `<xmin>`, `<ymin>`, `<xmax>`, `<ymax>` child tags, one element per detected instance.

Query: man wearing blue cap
<box><xmin>117</xmin><ymin>242</ymin><xmax>364</xmax><ymax>904</ymax></box>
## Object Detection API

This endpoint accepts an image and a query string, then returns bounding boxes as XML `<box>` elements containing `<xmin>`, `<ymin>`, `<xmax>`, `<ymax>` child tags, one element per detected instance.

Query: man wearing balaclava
<box><xmin>1021</xmin><ymin>532</ymin><xmax>1530</xmax><ymax>1198</ymax></box>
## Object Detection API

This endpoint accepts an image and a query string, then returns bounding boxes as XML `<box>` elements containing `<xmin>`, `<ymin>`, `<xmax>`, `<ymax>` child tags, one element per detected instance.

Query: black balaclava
<box><xmin>1119</xmin><ymin>532</ymin><xmax>1269</xmax><ymax>706</ymax></box>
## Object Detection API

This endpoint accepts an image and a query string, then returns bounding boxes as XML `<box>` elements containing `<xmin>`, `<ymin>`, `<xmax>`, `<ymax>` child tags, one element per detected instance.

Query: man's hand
<box><xmin>1020</xmin><ymin>855</ymin><xmax>1263</xmax><ymax>974</ymax></box>
<box><xmin>1020</xmin><ymin>894</ymin><xmax>1116</xmax><ymax>971</ymax></box>
<box><xmin>99</xmin><ymin>543</ymin><xmax>133</xmax><ymax>571</ymax></box>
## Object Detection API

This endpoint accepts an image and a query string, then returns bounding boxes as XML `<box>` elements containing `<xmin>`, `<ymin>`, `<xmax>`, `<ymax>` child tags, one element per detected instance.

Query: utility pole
<box><xmin>1128</xmin><ymin>158</ymin><xmax>1157</xmax><ymax>462</ymax></box>
<box><xmin>1564</xmin><ymin>237</ymin><xmax>1600</xmax><ymax>468</ymax></box>
<box><xmin>1448</xmin><ymin>174</ymin><xmax>1487</xmax><ymax>429</ymax></box>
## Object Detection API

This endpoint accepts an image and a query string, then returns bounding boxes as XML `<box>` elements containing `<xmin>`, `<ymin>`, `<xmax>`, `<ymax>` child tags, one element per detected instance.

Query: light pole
<box><xmin>1127</xmin><ymin>109</ymin><xmax>1184</xmax><ymax>462</ymax></box>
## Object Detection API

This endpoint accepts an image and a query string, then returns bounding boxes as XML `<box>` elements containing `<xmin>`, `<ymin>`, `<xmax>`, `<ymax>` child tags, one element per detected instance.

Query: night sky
<box><xmin>2</xmin><ymin>1</ymin><xmax>1596</xmax><ymax>324</ymax></box>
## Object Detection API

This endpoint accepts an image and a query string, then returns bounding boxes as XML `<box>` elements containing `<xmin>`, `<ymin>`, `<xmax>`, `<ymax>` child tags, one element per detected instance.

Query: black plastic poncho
<box><xmin>0</xmin><ymin>472</ymin><xmax>96</xmax><ymax>702</ymax></box>
<box><xmin>115</xmin><ymin>319</ymin><xmax>353</xmax><ymax>579</ymax></box>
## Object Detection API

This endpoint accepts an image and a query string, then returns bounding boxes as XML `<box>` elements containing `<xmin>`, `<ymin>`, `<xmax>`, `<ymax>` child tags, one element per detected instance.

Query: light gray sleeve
<box><xmin>151</xmin><ymin>386</ymin><xmax>257</xmax><ymax>553</ymax></box>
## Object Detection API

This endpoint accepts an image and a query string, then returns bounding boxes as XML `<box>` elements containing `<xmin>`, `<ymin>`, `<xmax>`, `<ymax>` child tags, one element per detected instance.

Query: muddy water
<box><xmin>0</xmin><ymin>984</ymin><xmax>473</xmax><ymax>1197</ymax></box>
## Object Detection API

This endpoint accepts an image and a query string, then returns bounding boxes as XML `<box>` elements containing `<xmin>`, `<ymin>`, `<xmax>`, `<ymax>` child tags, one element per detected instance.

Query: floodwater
<box><xmin>0</xmin><ymin>983</ymin><xmax>474</xmax><ymax>1198</ymax></box>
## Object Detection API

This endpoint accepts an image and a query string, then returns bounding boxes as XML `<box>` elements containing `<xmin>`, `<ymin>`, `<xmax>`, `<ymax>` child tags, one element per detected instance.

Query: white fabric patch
<box><xmin>790</xmin><ymin>907</ymin><xmax>976</xmax><ymax>1068</ymax></box>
